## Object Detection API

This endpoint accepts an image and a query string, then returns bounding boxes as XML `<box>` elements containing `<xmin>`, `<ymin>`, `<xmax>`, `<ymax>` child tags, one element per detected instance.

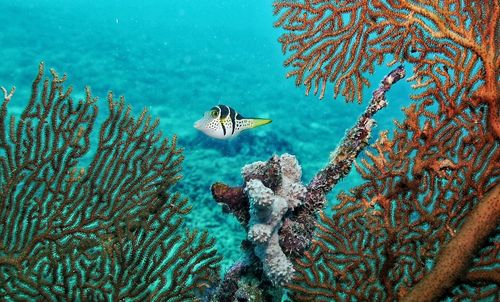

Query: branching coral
<box><xmin>274</xmin><ymin>0</ymin><xmax>499</xmax><ymax>301</ymax></box>
<box><xmin>209</xmin><ymin>66</ymin><xmax>405</xmax><ymax>300</ymax></box>
<box><xmin>274</xmin><ymin>0</ymin><xmax>499</xmax><ymax>137</ymax></box>
<box><xmin>289</xmin><ymin>104</ymin><xmax>499</xmax><ymax>301</ymax></box>
<box><xmin>0</xmin><ymin>63</ymin><xmax>221</xmax><ymax>301</ymax></box>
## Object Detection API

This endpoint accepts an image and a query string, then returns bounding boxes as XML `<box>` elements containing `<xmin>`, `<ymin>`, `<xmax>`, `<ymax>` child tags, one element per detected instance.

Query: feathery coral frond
<box><xmin>0</xmin><ymin>63</ymin><xmax>221</xmax><ymax>301</ymax></box>
<box><xmin>274</xmin><ymin>1</ymin><xmax>499</xmax><ymax>138</ymax></box>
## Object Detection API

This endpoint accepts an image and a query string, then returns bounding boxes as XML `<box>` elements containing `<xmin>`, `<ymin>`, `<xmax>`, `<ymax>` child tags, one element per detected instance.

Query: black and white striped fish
<box><xmin>194</xmin><ymin>105</ymin><xmax>271</xmax><ymax>139</ymax></box>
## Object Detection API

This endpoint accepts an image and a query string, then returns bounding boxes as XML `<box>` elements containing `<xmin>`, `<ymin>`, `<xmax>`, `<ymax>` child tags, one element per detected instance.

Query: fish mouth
<box><xmin>193</xmin><ymin>121</ymin><xmax>201</xmax><ymax>129</ymax></box>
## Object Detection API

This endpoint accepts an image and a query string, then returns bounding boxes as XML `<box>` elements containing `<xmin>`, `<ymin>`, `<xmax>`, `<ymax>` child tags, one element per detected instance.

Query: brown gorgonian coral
<box><xmin>274</xmin><ymin>1</ymin><xmax>499</xmax><ymax>301</ymax></box>
<box><xmin>274</xmin><ymin>0</ymin><xmax>499</xmax><ymax>137</ymax></box>
<box><xmin>0</xmin><ymin>63</ymin><xmax>222</xmax><ymax>301</ymax></box>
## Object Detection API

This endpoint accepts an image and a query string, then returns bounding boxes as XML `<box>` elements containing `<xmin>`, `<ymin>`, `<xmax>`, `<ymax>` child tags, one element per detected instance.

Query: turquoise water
<box><xmin>0</xmin><ymin>0</ymin><xmax>413</xmax><ymax>297</ymax></box>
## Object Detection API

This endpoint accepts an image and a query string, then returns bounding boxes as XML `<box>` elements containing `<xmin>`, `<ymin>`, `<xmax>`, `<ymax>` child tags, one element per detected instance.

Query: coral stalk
<box><xmin>305</xmin><ymin>65</ymin><xmax>406</xmax><ymax>210</ymax></box>
<box><xmin>274</xmin><ymin>1</ymin><xmax>499</xmax><ymax>300</ymax></box>
<box><xmin>403</xmin><ymin>184</ymin><xmax>500</xmax><ymax>302</ymax></box>
<box><xmin>210</xmin><ymin>66</ymin><xmax>405</xmax><ymax>300</ymax></box>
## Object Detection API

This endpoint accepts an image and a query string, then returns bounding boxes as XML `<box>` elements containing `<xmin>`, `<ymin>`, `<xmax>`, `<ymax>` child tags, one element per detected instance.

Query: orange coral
<box><xmin>275</xmin><ymin>0</ymin><xmax>500</xmax><ymax>300</ymax></box>
<box><xmin>274</xmin><ymin>0</ymin><xmax>499</xmax><ymax>137</ymax></box>
<box><xmin>289</xmin><ymin>102</ymin><xmax>499</xmax><ymax>300</ymax></box>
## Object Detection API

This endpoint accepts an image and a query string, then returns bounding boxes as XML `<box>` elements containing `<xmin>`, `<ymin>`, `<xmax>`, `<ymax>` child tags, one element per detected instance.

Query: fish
<box><xmin>194</xmin><ymin>104</ymin><xmax>271</xmax><ymax>139</ymax></box>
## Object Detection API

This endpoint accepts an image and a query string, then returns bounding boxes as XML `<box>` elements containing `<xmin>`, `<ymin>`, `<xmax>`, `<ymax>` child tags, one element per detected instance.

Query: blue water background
<box><xmin>0</xmin><ymin>0</ymin><xmax>411</xmax><ymax>269</ymax></box>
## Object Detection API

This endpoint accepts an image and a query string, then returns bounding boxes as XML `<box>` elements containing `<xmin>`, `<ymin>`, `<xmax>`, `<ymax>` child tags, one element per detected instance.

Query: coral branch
<box><xmin>210</xmin><ymin>66</ymin><xmax>405</xmax><ymax>300</ymax></box>
<box><xmin>289</xmin><ymin>85</ymin><xmax>500</xmax><ymax>301</ymax></box>
<box><xmin>306</xmin><ymin>65</ymin><xmax>405</xmax><ymax>210</ymax></box>
<box><xmin>274</xmin><ymin>0</ymin><xmax>499</xmax><ymax>137</ymax></box>
<box><xmin>0</xmin><ymin>64</ymin><xmax>221</xmax><ymax>300</ymax></box>
<box><xmin>403</xmin><ymin>184</ymin><xmax>500</xmax><ymax>302</ymax></box>
<box><xmin>273</xmin><ymin>1</ymin><xmax>499</xmax><ymax>300</ymax></box>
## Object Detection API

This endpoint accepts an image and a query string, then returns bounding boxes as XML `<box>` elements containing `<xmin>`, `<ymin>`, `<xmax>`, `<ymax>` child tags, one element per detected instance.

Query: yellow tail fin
<box><xmin>250</xmin><ymin>118</ymin><xmax>272</xmax><ymax>128</ymax></box>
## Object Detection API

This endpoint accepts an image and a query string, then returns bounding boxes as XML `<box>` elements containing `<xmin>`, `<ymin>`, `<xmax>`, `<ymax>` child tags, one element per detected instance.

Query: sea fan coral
<box><xmin>0</xmin><ymin>63</ymin><xmax>221</xmax><ymax>301</ymax></box>
<box><xmin>274</xmin><ymin>0</ymin><xmax>499</xmax><ymax>301</ymax></box>
<box><xmin>274</xmin><ymin>0</ymin><xmax>499</xmax><ymax>137</ymax></box>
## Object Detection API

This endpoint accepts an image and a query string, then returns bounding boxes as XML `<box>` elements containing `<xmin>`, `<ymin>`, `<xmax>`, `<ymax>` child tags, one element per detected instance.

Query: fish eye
<box><xmin>210</xmin><ymin>110</ymin><xmax>218</xmax><ymax>118</ymax></box>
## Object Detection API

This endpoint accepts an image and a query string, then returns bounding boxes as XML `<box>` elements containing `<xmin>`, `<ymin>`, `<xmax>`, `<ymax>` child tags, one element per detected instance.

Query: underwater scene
<box><xmin>0</xmin><ymin>0</ymin><xmax>498</xmax><ymax>301</ymax></box>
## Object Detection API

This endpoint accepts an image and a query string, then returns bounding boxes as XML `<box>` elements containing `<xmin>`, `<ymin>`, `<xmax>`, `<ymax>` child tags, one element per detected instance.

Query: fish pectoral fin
<box><xmin>250</xmin><ymin>118</ymin><xmax>272</xmax><ymax>128</ymax></box>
